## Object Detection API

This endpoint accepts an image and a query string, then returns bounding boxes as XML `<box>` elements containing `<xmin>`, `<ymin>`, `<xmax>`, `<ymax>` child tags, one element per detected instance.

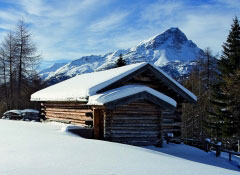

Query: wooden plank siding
<box><xmin>104</xmin><ymin>100</ymin><xmax>162</xmax><ymax>146</ymax></box>
<box><xmin>41</xmin><ymin>102</ymin><xmax>93</xmax><ymax>125</ymax></box>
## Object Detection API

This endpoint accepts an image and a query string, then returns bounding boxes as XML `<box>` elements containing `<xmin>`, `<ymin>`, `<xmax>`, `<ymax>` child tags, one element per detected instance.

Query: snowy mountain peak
<box><xmin>127</xmin><ymin>27</ymin><xmax>202</xmax><ymax>66</ymax></box>
<box><xmin>133</xmin><ymin>27</ymin><xmax>189</xmax><ymax>52</ymax></box>
<box><xmin>40</xmin><ymin>27</ymin><xmax>203</xmax><ymax>84</ymax></box>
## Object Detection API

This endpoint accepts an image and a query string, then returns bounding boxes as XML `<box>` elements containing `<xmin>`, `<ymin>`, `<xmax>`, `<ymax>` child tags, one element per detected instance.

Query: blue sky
<box><xmin>0</xmin><ymin>0</ymin><xmax>239</xmax><ymax>64</ymax></box>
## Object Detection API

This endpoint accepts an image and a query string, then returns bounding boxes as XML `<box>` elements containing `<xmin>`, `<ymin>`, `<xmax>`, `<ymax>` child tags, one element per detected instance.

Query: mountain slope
<box><xmin>41</xmin><ymin>27</ymin><xmax>203</xmax><ymax>84</ymax></box>
<box><xmin>39</xmin><ymin>62</ymin><xmax>68</xmax><ymax>80</ymax></box>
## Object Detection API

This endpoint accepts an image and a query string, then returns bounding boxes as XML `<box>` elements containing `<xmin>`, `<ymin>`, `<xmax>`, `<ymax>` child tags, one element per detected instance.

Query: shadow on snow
<box><xmin>142</xmin><ymin>142</ymin><xmax>240</xmax><ymax>172</ymax></box>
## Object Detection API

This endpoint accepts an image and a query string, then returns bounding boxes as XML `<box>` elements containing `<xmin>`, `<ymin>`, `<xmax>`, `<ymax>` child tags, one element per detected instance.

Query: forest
<box><xmin>182</xmin><ymin>17</ymin><xmax>240</xmax><ymax>150</ymax></box>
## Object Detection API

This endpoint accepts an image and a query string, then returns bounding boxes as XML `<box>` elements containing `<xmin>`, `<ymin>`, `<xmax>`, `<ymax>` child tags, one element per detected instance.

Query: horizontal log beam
<box><xmin>111</xmin><ymin>130</ymin><xmax>159</xmax><ymax>134</ymax></box>
<box><xmin>45</xmin><ymin>113</ymin><xmax>90</xmax><ymax>119</ymax></box>
<box><xmin>109</xmin><ymin>120</ymin><xmax>160</xmax><ymax>124</ymax></box>
<box><xmin>110</xmin><ymin>126</ymin><xmax>160</xmax><ymax>130</ymax></box>
<box><xmin>45</xmin><ymin>111</ymin><xmax>90</xmax><ymax>117</ymax></box>
<box><xmin>105</xmin><ymin>123</ymin><xmax>160</xmax><ymax>127</ymax></box>
<box><xmin>111</xmin><ymin>133</ymin><xmax>159</xmax><ymax>137</ymax></box>
<box><xmin>112</xmin><ymin>111</ymin><xmax>160</xmax><ymax>115</ymax></box>
<box><xmin>43</xmin><ymin>102</ymin><xmax>87</xmax><ymax>106</ymax></box>
<box><xmin>45</xmin><ymin>108</ymin><xmax>92</xmax><ymax>113</ymax></box>
<box><xmin>105</xmin><ymin>117</ymin><xmax>159</xmax><ymax>121</ymax></box>
<box><xmin>46</xmin><ymin>114</ymin><xmax>92</xmax><ymax>122</ymax></box>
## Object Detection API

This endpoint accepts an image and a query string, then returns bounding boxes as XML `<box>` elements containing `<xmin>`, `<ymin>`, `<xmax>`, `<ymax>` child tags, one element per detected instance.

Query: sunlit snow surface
<box><xmin>0</xmin><ymin>120</ymin><xmax>239</xmax><ymax>175</ymax></box>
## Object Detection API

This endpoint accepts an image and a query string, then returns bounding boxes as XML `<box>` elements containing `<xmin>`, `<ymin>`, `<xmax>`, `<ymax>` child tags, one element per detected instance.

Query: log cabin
<box><xmin>31</xmin><ymin>62</ymin><xmax>197</xmax><ymax>146</ymax></box>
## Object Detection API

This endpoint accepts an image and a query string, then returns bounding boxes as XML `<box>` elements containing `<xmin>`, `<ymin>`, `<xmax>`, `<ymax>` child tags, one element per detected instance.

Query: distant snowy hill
<box><xmin>39</xmin><ymin>62</ymin><xmax>68</xmax><ymax>80</ymax></box>
<box><xmin>40</xmin><ymin>27</ymin><xmax>203</xmax><ymax>84</ymax></box>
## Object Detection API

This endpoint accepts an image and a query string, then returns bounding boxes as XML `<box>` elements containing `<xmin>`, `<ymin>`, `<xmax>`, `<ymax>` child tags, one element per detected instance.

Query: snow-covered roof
<box><xmin>31</xmin><ymin>62</ymin><xmax>147</xmax><ymax>101</ymax></box>
<box><xmin>87</xmin><ymin>85</ymin><xmax>176</xmax><ymax>108</ymax></box>
<box><xmin>31</xmin><ymin>62</ymin><xmax>196</xmax><ymax>103</ymax></box>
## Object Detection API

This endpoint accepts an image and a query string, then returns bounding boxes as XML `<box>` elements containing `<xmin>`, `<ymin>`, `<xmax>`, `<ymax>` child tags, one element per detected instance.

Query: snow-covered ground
<box><xmin>0</xmin><ymin>120</ymin><xmax>239</xmax><ymax>175</ymax></box>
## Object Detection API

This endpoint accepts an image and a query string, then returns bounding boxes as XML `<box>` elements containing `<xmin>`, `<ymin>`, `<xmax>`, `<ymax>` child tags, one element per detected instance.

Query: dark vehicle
<box><xmin>21</xmin><ymin>109</ymin><xmax>40</xmax><ymax>121</ymax></box>
<box><xmin>2</xmin><ymin>109</ymin><xmax>40</xmax><ymax>121</ymax></box>
<box><xmin>2</xmin><ymin>110</ymin><xmax>22</xmax><ymax>120</ymax></box>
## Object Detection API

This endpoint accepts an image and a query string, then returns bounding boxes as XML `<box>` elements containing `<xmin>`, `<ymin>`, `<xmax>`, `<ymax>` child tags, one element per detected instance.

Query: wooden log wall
<box><xmin>104</xmin><ymin>100</ymin><xmax>162</xmax><ymax>146</ymax></box>
<box><xmin>118</xmin><ymin>69</ymin><xmax>183</xmax><ymax>141</ymax></box>
<box><xmin>41</xmin><ymin>102</ymin><xmax>93</xmax><ymax>126</ymax></box>
<box><xmin>161</xmin><ymin>103</ymin><xmax>182</xmax><ymax>141</ymax></box>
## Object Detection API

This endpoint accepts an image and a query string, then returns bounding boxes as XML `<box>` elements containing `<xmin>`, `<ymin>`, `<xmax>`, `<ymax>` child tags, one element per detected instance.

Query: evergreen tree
<box><xmin>116</xmin><ymin>54</ymin><xmax>126</xmax><ymax>67</ymax></box>
<box><xmin>208</xmin><ymin>17</ymin><xmax>240</xmax><ymax>143</ymax></box>
<box><xmin>223</xmin><ymin>68</ymin><xmax>240</xmax><ymax>142</ymax></box>
<box><xmin>219</xmin><ymin>16</ymin><xmax>240</xmax><ymax>76</ymax></box>
<box><xmin>182</xmin><ymin>48</ymin><xmax>218</xmax><ymax>141</ymax></box>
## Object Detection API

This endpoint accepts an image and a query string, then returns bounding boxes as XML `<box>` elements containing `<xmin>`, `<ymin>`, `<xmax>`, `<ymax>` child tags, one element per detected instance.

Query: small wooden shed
<box><xmin>31</xmin><ymin>62</ymin><xmax>196</xmax><ymax>146</ymax></box>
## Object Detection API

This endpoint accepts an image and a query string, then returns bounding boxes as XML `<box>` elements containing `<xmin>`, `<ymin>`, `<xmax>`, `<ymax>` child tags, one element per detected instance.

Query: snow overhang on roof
<box><xmin>87</xmin><ymin>85</ymin><xmax>176</xmax><ymax>110</ymax></box>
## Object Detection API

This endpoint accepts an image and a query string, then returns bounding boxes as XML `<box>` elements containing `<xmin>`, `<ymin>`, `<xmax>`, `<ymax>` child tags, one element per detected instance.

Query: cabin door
<box><xmin>93</xmin><ymin>109</ymin><xmax>104</xmax><ymax>139</ymax></box>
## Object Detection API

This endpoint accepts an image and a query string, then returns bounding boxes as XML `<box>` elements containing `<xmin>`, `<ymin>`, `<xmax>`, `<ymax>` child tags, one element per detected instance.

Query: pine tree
<box><xmin>208</xmin><ymin>17</ymin><xmax>240</xmax><ymax>143</ymax></box>
<box><xmin>223</xmin><ymin>69</ymin><xmax>240</xmax><ymax>142</ymax></box>
<box><xmin>219</xmin><ymin>17</ymin><xmax>240</xmax><ymax>76</ymax></box>
<box><xmin>116</xmin><ymin>54</ymin><xmax>126</xmax><ymax>67</ymax></box>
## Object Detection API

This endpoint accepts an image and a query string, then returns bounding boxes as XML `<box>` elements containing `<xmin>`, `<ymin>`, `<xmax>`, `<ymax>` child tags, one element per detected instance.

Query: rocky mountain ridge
<box><xmin>40</xmin><ymin>27</ymin><xmax>203</xmax><ymax>84</ymax></box>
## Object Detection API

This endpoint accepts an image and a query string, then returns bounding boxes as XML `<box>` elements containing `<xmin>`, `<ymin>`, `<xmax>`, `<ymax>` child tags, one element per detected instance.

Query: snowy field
<box><xmin>0</xmin><ymin>120</ymin><xmax>239</xmax><ymax>175</ymax></box>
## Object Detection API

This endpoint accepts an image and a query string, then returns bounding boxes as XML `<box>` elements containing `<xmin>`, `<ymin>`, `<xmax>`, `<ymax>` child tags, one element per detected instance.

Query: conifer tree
<box><xmin>223</xmin><ymin>69</ymin><xmax>240</xmax><ymax>141</ymax></box>
<box><xmin>219</xmin><ymin>17</ymin><xmax>240</xmax><ymax>76</ymax></box>
<box><xmin>116</xmin><ymin>54</ymin><xmax>126</xmax><ymax>67</ymax></box>
<box><xmin>208</xmin><ymin>17</ymin><xmax>240</xmax><ymax>143</ymax></box>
